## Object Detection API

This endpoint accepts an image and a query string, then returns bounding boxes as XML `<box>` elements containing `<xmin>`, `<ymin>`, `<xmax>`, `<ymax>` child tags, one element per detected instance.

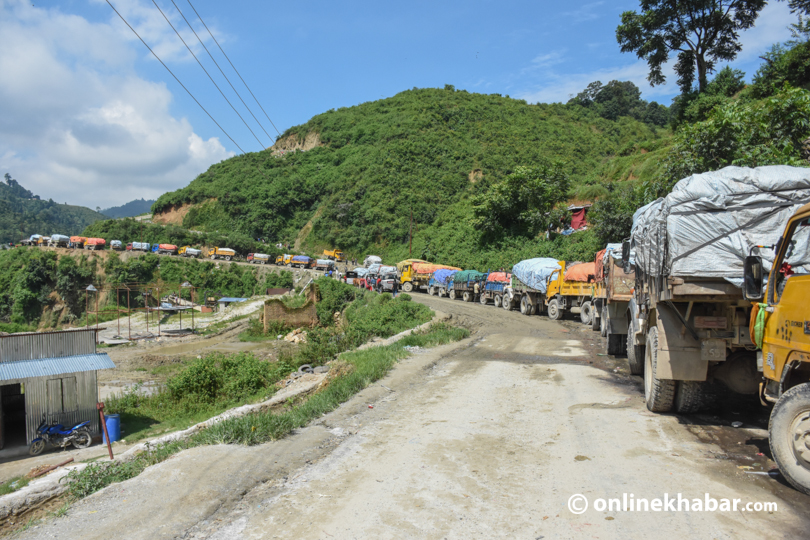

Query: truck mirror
<box><xmin>743</xmin><ymin>255</ymin><xmax>764</xmax><ymax>300</ymax></box>
<box><xmin>621</xmin><ymin>239</ymin><xmax>630</xmax><ymax>263</ymax></box>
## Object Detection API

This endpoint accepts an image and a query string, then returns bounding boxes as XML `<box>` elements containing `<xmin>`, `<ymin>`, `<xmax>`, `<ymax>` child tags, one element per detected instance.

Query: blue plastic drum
<box><xmin>102</xmin><ymin>414</ymin><xmax>121</xmax><ymax>443</ymax></box>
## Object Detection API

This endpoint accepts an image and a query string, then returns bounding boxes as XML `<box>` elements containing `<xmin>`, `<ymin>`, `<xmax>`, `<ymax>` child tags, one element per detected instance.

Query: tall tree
<box><xmin>783</xmin><ymin>0</ymin><xmax>810</xmax><ymax>14</ymax></box>
<box><xmin>616</xmin><ymin>1</ymin><xmax>766</xmax><ymax>93</ymax></box>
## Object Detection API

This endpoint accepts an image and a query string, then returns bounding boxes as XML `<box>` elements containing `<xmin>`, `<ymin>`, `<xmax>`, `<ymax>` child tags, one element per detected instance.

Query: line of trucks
<box><xmin>347</xmin><ymin>166</ymin><xmax>810</xmax><ymax>496</ymax></box>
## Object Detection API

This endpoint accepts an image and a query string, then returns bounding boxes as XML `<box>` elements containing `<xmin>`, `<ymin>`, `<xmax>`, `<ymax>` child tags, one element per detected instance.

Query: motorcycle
<box><xmin>29</xmin><ymin>416</ymin><xmax>93</xmax><ymax>456</ymax></box>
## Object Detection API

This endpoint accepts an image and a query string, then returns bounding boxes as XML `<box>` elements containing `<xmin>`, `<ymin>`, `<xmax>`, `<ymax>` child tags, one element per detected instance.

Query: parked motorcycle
<box><xmin>29</xmin><ymin>416</ymin><xmax>93</xmax><ymax>456</ymax></box>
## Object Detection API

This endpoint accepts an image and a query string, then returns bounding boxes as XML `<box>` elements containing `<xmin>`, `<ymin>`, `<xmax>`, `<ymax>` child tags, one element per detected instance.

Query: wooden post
<box><xmin>97</xmin><ymin>402</ymin><xmax>114</xmax><ymax>460</ymax></box>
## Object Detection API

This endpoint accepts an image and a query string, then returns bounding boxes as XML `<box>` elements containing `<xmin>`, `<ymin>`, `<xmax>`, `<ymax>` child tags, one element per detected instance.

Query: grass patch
<box><xmin>0</xmin><ymin>475</ymin><xmax>30</xmax><ymax>496</ymax></box>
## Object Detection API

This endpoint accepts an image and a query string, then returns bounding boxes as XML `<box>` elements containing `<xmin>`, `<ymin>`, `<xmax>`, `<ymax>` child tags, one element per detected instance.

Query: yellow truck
<box><xmin>544</xmin><ymin>261</ymin><xmax>595</xmax><ymax>322</ymax></box>
<box><xmin>742</xmin><ymin>201</ymin><xmax>810</xmax><ymax>495</ymax></box>
<box><xmin>178</xmin><ymin>246</ymin><xmax>201</xmax><ymax>258</ymax></box>
<box><xmin>208</xmin><ymin>247</ymin><xmax>236</xmax><ymax>261</ymax></box>
<box><xmin>323</xmin><ymin>249</ymin><xmax>346</xmax><ymax>262</ymax></box>
<box><xmin>276</xmin><ymin>254</ymin><xmax>293</xmax><ymax>265</ymax></box>
<box><xmin>395</xmin><ymin>259</ymin><xmax>429</xmax><ymax>292</ymax></box>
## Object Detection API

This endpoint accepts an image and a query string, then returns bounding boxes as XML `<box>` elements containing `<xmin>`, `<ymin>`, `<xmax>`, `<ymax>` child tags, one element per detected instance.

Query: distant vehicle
<box><xmin>344</xmin><ymin>271</ymin><xmax>359</xmax><ymax>285</ymax></box>
<box><xmin>110</xmin><ymin>240</ymin><xmax>123</xmax><ymax>250</ymax></box>
<box><xmin>276</xmin><ymin>254</ymin><xmax>293</xmax><ymax>265</ymax></box>
<box><xmin>126</xmin><ymin>242</ymin><xmax>151</xmax><ymax>252</ymax></box>
<box><xmin>49</xmin><ymin>234</ymin><xmax>70</xmax><ymax>247</ymax></box>
<box><xmin>38</xmin><ymin>236</ymin><xmax>51</xmax><ymax>246</ymax></box>
<box><xmin>70</xmin><ymin>236</ymin><xmax>87</xmax><ymax>249</ymax></box>
<box><xmin>363</xmin><ymin>255</ymin><xmax>382</xmax><ymax>267</ymax></box>
<box><xmin>157</xmin><ymin>244</ymin><xmax>178</xmax><ymax>255</ymax></box>
<box><xmin>377</xmin><ymin>273</ymin><xmax>398</xmax><ymax>293</ymax></box>
<box><xmin>314</xmin><ymin>258</ymin><xmax>335</xmax><ymax>271</ymax></box>
<box><xmin>323</xmin><ymin>248</ymin><xmax>346</xmax><ymax>262</ymax></box>
<box><xmin>247</xmin><ymin>253</ymin><xmax>270</xmax><ymax>264</ymax></box>
<box><xmin>208</xmin><ymin>247</ymin><xmax>236</xmax><ymax>261</ymax></box>
<box><xmin>178</xmin><ymin>246</ymin><xmax>201</xmax><ymax>258</ymax></box>
<box><xmin>292</xmin><ymin>256</ymin><xmax>314</xmax><ymax>269</ymax></box>
<box><xmin>85</xmin><ymin>238</ymin><xmax>106</xmax><ymax>250</ymax></box>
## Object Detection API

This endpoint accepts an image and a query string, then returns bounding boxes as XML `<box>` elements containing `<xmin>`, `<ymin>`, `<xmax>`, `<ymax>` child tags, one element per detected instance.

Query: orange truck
<box><xmin>85</xmin><ymin>238</ymin><xmax>106</xmax><ymax>250</ymax></box>
<box><xmin>70</xmin><ymin>236</ymin><xmax>87</xmax><ymax>249</ymax></box>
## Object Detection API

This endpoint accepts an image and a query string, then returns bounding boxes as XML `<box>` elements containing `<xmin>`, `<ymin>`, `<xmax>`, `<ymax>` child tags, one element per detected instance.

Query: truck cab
<box><xmin>544</xmin><ymin>262</ymin><xmax>595</xmax><ymax>323</ymax></box>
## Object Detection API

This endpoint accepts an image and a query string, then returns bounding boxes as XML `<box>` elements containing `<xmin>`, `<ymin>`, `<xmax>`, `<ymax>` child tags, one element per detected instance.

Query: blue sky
<box><xmin>0</xmin><ymin>0</ymin><xmax>798</xmax><ymax>207</ymax></box>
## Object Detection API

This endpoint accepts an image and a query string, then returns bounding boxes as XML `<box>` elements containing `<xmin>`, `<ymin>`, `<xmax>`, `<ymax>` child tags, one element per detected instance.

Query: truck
<box><xmin>544</xmin><ymin>262</ymin><xmax>596</xmax><ymax>323</ymax></box>
<box><xmin>49</xmin><ymin>234</ymin><xmax>70</xmax><ymax>247</ymax></box>
<box><xmin>627</xmin><ymin>165</ymin><xmax>810</xmax><ymax>432</ymax></box>
<box><xmin>479</xmin><ymin>272</ymin><xmax>511</xmax><ymax>306</ymax></box>
<box><xmin>247</xmin><ymin>253</ymin><xmax>270</xmax><ymax>264</ymax></box>
<box><xmin>178</xmin><ymin>246</ymin><xmax>201</xmax><ymax>258</ymax></box>
<box><xmin>363</xmin><ymin>255</ymin><xmax>382</xmax><ymax>267</ymax></box>
<box><xmin>323</xmin><ymin>249</ymin><xmax>346</xmax><ymax>262</ymax></box>
<box><xmin>314</xmin><ymin>258</ymin><xmax>334</xmax><ymax>271</ymax></box>
<box><xmin>70</xmin><ymin>236</ymin><xmax>87</xmax><ymax>249</ymax></box>
<box><xmin>397</xmin><ymin>260</ymin><xmax>459</xmax><ymax>293</ymax></box>
<box><xmin>742</xmin><ymin>198</ymin><xmax>810</xmax><ymax>495</ymax></box>
<box><xmin>503</xmin><ymin>258</ymin><xmax>561</xmax><ymax>315</ymax></box>
<box><xmin>127</xmin><ymin>242</ymin><xmax>150</xmax><ymax>252</ymax></box>
<box><xmin>110</xmin><ymin>240</ymin><xmax>123</xmax><ymax>251</ymax></box>
<box><xmin>276</xmin><ymin>254</ymin><xmax>293</xmax><ymax>265</ymax></box>
<box><xmin>85</xmin><ymin>238</ymin><xmax>106</xmax><ymax>250</ymax></box>
<box><xmin>38</xmin><ymin>236</ymin><xmax>51</xmax><ymax>246</ymax></box>
<box><xmin>427</xmin><ymin>269</ymin><xmax>458</xmax><ymax>297</ymax></box>
<box><xmin>591</xmin><ymin>244</ymin><xmax>637</xmax><ymax>359</ymax></box>
<box><xmin>208</xmin><ymin>247</ymin><xmax>236</xmax><ymax>260</ymax></box>
<box><xmin>292</xmin><ymin>255</ymin><xmax>314</xmax><ymax>269</ymax></box>
<box><xmin>157</xmin><ymin>243</ymin><xmax>177</xmax><ymax>255</ymax></box>
<box><xmin>450</xmin><ymin>270</ymin><xmax>487</xmax><ymax>302</ymax></box>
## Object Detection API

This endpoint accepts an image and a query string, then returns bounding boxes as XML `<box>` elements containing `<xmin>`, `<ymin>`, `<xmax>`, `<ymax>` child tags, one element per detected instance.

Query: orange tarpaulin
<box><xmin>412</xmin><ymin>263</ymin><xmax>461</xmax><ymax>274</ymax></box>
<box><xmin>594</xmin><ymin>249</ymin><xmax>607</xmax><ymax>281</ymax></box>
<box><xmin>564</xmin><ymin>262</ymin><xmax>596</xmax><ymax>282</ymax></box>
<box><xmin>487</xmin><ymin>272</ymin><xmax>511</xmax><ymax>283</ymax></box>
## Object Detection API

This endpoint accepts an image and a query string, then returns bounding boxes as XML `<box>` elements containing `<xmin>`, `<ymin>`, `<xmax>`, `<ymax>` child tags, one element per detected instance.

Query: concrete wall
<box><xmin>264</xmin><ymin>285</ymin><xmax>319</xmax><ymax>331</ymax></box>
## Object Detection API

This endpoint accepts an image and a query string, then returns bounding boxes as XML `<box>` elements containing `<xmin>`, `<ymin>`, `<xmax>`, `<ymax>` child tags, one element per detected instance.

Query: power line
<box><xmin>185</xmin><ymin>0</ymin><xmax>282</xmax><ymax>137</ymax></box>
<box><xmin>169</xmin><ymin>0</ymin><xmax>275</xmax><ymax>144</ymax></box>
<box><xmin>103</xmin><ymin>0</ymin><xmax>247</xmax><ymax>154</ymax></box>
<box><xmin>150</xmin><ymin>0</ymin><xmax>267</xmax><ymax>150</ymax></box>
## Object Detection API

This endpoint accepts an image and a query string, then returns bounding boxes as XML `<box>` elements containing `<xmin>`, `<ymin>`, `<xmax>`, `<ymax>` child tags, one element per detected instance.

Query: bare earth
<box><xmin>15</xmin><ymin>294</ymin><xmax>810</xmax><ymax>539</ymax></box>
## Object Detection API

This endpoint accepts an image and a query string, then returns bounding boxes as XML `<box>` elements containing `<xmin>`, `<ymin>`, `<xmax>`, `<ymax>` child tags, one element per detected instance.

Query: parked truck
<box><xmin>127</xmin><ymin>242</ymin><xmax>150</xmax><ymax>252</ymax></box>
<box><xmin>157</xmin><ymin>244</ymin><xmax>177</xmax><ymax>255</ymax></box>
<box><xmin>178</xmin><ymin>246</ymin><xmax>201</xmax><ymax>258</ymax></box>
<box><xmin>742</xmin><ymin>197</ymin><xmax>810</xmax><ymax>495</ymax></box>
<box><xmin>591</xmin><ymin>244</ymin><xmax>637</xmax><ymax>360</ymax></box>
<box><xmin>208</xmin><ymin>247</ymin><xmax>235</xmax><ymax>260</ymax></box>
<box><xmin>627</xmin><ymin>166</ymin><xmax>810</xmax><ymax>431</ymax></box>
<box><xmin>314</xmin><ymin>258</ymin><xmax>334</xmax><ymax>271</ymax></box>
<box><xmin>85</xmin><ymin>238</ymin><xmax>106</xmax><ymax>250</ymax></box>
<box><xmin>503</xmin><ymin>258</ymin><xmax>561</xmax><ymax>315</ymax></box>
<box><xmin>544</xmin><ymin>262</ymin><xmax>596</xmax><ymax>323</ymax></box>
<box><xmin>49</xmin><ymin>234</ymin><xmax>70</xmax><ymax>247</ymax></box>
<box><xmin>398</xmin><ymin>260</ymin><xmax>460</xmax><ymax>293</ymax></box>
<box><xmin>70</xmin><ymin>236</ymin><xmax>87</xmax><ymax>249</ymax></box>
<box><xmin>292</xmin><ymin>255</ymin><xmax>314</xmax><ymax>269</ymax></box>
<box><xmin>450</xmin><ymin>270</ymin><xmax>487</xmax><ymax>302</ymax></box>
<box><xmin>323</xmin><ymin>249</ymin><xmax>346</xmax><ymax>262</ymax></box>
<box><xmin>479</xmin><ymin>272</ymin><xmax>511</xmax><ymax>306</ymax></box>
<box><xmin>427</xmin><ymin>269</ymin><xmax>458</xmax><ymax>297</ymax></box>
<box><xmin>110</xmin><ymin>240</ymin><xmax>123</xmax><ymax>251</ymax></box>
<box><xmin>247</xmin><ymin>253</ymin><xmax>270</xmax><ymax>264</ymax></box>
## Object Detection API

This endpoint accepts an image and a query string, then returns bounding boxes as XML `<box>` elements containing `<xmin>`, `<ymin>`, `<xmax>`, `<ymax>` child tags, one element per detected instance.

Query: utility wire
<box><xmin>150</xmin><ymin>0</ymin><xmax>267</xmax><ymax>150</ymax></box>
<box><xmin>104</xmin><ymin>0</ymin><xmax>247</xmax><ymax>154</ymax></box>
<box><xmin>169</xmin><ymin>0</ymin><xmax>275</xmax><ymax>144</ymax></box>
<box><xmin>185</xmin><ymin>0</ymin><xmax>282</xmax><ymax>137</ymax></box>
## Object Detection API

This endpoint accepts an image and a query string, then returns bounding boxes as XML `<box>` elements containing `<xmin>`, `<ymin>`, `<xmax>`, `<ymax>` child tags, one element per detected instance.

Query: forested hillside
<box><xmin>101</xmin><ymin>198</ymin><xmax>156</xmax><ymax>219</ymax></box>
<box><xmin>153</xmin><ymin>86</ymin><xmax>670</xmax><ymax>266</ymax></box>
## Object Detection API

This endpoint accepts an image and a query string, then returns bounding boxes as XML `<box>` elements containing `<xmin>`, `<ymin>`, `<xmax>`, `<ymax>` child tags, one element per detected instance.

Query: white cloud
<box><xmin>0</xmin><ymin>0</ymin><xmax>233</xmax><ymax>209</ymax></box>
<box><xmin>561</xmin><ymin>2</ymin><xmax>606</xmax><ymax>23</ymax></box>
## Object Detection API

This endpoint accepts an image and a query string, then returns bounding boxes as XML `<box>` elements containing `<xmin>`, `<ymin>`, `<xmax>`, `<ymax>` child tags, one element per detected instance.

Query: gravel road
<box><xmin>16</xmin><ymin>293</ymin><xmax>810</xmax><ymax>539</ymax></box>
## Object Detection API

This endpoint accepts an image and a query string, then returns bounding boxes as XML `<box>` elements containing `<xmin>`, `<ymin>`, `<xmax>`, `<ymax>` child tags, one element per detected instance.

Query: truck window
<box><xmin>773</xmin><ymin>218</ymin><xmax>810</xmax><ymax>303</ymax></box>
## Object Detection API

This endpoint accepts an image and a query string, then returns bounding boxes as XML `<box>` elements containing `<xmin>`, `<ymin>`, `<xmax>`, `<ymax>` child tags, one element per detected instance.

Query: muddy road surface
<box><xmin>17</xmin><ymin>293</ymin><xmax>810</xmax><ymax>539</ymax></box>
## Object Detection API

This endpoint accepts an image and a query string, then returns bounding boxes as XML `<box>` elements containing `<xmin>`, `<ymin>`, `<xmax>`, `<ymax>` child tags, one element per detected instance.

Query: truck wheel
<box><xmin>600</xmin><ymin>307</ymin><xmax>607</xmax><ymax>337</ymax></box>
<box><xmin>502</xmin><ymin>296</ymin><xmax>511</xmax><ymax>311</ymax></box>
<box><xmin>644</xmin><ymin>327</ymin><xmax>675</xmax><ymax>412</ymax></box>
<box><xmin>674</xmin><ymin>381</ymin><xmax>712</xmax><ymax>414</ymax></box>
<box><xmin>211</xmin><ymin>255</ymin><xmax>217</xmax><ymax>260</ymax></box>
<box><xmin>225</xmin><ymin>256</ymin><xmax>231</xmax><ymax>261</ymax></box>
<box><xmin>463</xmin><ymin>291</ymin><xmax>472</xmax><ymax>302</ymax></box>
<box><xmin>626</xmin><ymin>330</ymin><xmax>644</xmax><ymax>375</ymax></box>
<box><xmin>547</xmin><ymin>298</ymin><xmax>561</xmax><ymax>320</ymax></box>
<box><xmin>479</xmin><ymin>293</ymin><xmax>488</xmax><ymax>305</ymax></box>
<box><xmin>769</xmin><ymin>383</ymin><xmax>810</xmax><ymax>496</ymax></box>
<box><xmin>402</xmin><ymin>282</ymin><xmax>413</xmax><ymax>293</ymax></box>
<box><xmin>520</xmin><ymin>295</ymin><xmax>530</xmax><ymax>315</ymax></box>
<box><xmin>428</xmin><ymin>287</ymin><xmax>435</xmax><ymax>296</ymax></box>
<box><xmin>606</xmin><ymin>332</ymin><xmax>625</xmax><ymax>356</ymax></box>
<box><xmin>580</xmin><ymin>301</ymin><xmax>593</xmax><ymax>325</ymax></box>
<box><xmin>449</xmin><ymin>289</ymin><xmax>456</xmax><ymax>300</ymax></box>
<box><xmin>494</xmin><ymin>295</ymin><xmax>502</xmax><ymax>308</ymax></box>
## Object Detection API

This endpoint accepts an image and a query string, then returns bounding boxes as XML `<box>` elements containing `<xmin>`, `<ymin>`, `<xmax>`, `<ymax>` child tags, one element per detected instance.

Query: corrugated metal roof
<box><xmin>0</xmin><ymin>353</ymin><xmax>115</xmax><ymax>381</ymax></box>
<box><xmin>218</xmin><ymin>297</ymin><xmax>247</xmax><ymax>303</ymax></box>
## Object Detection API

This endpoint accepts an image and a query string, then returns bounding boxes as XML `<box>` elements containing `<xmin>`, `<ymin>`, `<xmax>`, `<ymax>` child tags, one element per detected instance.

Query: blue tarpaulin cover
<box><xmin>512</xmin><ymin>258</ymin><xmax>561</xmax><ymax>293</ymax></box>
<box><xmin>432</xmin><ymin>269</ymin><xmax>458</xmax><ymax>285</ymax></box>
<box><xmin>293</xmin><ymin>256</ymin><xmax>312</xmax><ymax>262</ymax></box>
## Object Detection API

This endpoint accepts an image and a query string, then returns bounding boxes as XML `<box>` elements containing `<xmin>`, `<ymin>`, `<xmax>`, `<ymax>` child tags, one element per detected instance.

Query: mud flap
<box><xmin>655</xmin><ymin>304</ymin><xmax>708</xmax><ymax>381</ymax></box>
<box><xmin>607</xmin><ymin>302</ymin><xmax>629</xmax><ymax>335</ymax></box>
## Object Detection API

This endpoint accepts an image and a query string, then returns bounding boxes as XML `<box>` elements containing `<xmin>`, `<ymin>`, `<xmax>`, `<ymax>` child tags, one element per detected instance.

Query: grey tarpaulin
<box><xmin>512</xmin><ymin>258</ymin><xmax>561</xmax><ymax>293</ymax></box>
<box><xmin>631</xmin><ymin>165</ymin><xmax>810</xmax><ymax>283</ymax></box>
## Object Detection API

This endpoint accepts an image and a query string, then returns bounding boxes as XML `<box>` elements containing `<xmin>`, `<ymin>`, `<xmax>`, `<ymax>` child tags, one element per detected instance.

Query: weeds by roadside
<box><xmin>0</xmin><ymin>476</ymin><xmax>29</xmax><ymax>496</ymax></box>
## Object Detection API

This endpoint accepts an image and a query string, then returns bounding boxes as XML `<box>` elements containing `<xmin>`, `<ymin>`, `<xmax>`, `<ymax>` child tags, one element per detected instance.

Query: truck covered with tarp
<box><xmin>127</xmin><ymin>242</ymin><xmax>150</xmax><ymax>252</ymax></box>
<box><xmin>451</xmin><ymin>270</ymin><xmax>488</xmax><ymax>303</ymax></box>
<box><xmin>85</xmin><ymin>238</ymin><xmax>106</xmax><ymax>250</ymax></box>
<box><xmin>48</xmin><ymin>234</ymin><xmax>70</xmax><ymax>247</ymax></box>
<box><xmin>158</xmin><ymin>244</ymin><xmax>178</xmax><ymax>255</ymax></box>
<box><xmin>179</xmin><ymin>246</ymin><xmax>200</xmax><ymax>257</ymax></box>
<box><xmin>545</xmin><ymin>262</ymin><xmax>596</xmax><ymax>323</ymax></box>
<box><xmin>314</xmin><ymin>258</ymin><xmax>334</xmax><ymax>271</ymax></box>
<box><xmin>398</xmin><ymin>260</ymin><xmax>459</xmax><ymax>292</ymax></box>
<box><xmin>627</xmin><ymin>165</ymin><xmax>810</xmax><ymax>416</ymax></box>
<box><xmin>70</xmin><ymin>236</ymin><xmax>87</xmax><ymax>248</ymax></box>
<box><xmin>427</xmin><ymin>268</ymin><xmax>458</xmax><ymax>297</ymax></box>
<box><xmin>481</xmin><ymin>272</ymin><xmax>512</xmax><ymax>307</ymax></box>
<box><xmin>364</xmin><ymin>255</ymin><xmax>382</xmax><ymax>267</ymax></box>
<box><xmin>591</xmin><ymin>243</ymin><xmax>637</xmax><ymax>357</ymax></box>
<box><xmin>110</xmin><ymin>240</ymin><xmax>123</xmax><ymax>250</ymax></box>
<box><xmin>503</xmin><ymin>258</ymin><xmax>561</xmax><ymax>315</ymax></box>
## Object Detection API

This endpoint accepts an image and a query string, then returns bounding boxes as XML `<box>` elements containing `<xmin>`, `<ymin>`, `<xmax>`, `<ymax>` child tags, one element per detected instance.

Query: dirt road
<box><xmin>17</xmin><ymin>294</ymin><xmax>810</xmax><ymax>539</ymax></box>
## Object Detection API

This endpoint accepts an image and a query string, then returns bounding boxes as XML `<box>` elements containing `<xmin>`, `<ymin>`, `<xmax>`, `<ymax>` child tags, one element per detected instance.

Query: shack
<box><xmin>217</xmin><ymin>297</ymin><xmax>247</xmax><ymax>310</ymax></box>
<box><xmin>0</xmin><ymin>329</ymin><xmax>115</xmax><ymax>448</ymax></box>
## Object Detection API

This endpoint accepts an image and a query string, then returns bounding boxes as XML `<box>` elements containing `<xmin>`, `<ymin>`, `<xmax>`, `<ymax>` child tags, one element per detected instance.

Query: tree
<box><xmin>782</xmin><ymin>0</ymin><xmax>810</xmax><ymax>14</ymax></box>
<box><xmin>616</xmin><ymin>1</ymin><xmax>766</xmax><ymax>93</ymax></box>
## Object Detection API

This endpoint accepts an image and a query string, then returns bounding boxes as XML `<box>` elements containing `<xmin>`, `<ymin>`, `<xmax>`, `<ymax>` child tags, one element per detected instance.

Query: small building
<box><xmin>217</xmin><ymin>297</ymin><xmax>247</xmax><ymax>311</ymax></box>
<box><xmin>0</xmin><ymin>329</ymin><xmax>115</xmax><ymax>449</ymax></box>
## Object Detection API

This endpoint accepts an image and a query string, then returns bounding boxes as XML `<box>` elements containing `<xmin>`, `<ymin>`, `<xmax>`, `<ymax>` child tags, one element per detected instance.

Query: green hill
<box><xmin>0</xmin><ymin>174</ymin><xmax>106</xmax><ymax>244</ymax></box>
<box><xmin>101</xmin><ymin>198</ymin><xmax>157</xmax><ymax>219</ymax></box>
<box><xmin>153</xmin><ymin>87</ymin><xmax>670</xmax><ymax>267</ymax></box>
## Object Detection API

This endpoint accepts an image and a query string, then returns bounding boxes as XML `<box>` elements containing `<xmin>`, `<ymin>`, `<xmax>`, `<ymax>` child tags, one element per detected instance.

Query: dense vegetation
<box><xmin>0</xmin><ymin>174</ymin><xmax>105</xmax><ymax>244</ymax></box>
<box><xmin>101</xmin><ymin>198</ymin><xmax>156</xmax><ymax>219</ymax></box>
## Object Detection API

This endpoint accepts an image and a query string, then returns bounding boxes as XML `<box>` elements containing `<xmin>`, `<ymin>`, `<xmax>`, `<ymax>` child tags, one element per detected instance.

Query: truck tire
<box><xmin>502</xmin><ymin>296</ymin><xmax>511</xmax><ymax>311</ymax></box>
<box><xmin>402</xmin><ymin>282</ymin><xmax>413</xmax><ymax>293</ymax></box>
<box><xmin>449</xmin><ymin>289</ymin><xmax>456</xmax><ymax>300</ymax></box>
<box><xmin>580</xmin><ymin>301</ymin><xmax>593</xmax><ymax>325</ymax></box>
<box><xmin>520</xmin><ymin>295</ymin><xmax>530</xmax><ymax>315</ymax></box>
<box><xmin>674</xmin><ymin>381</ymin><xmax>712</xmax><ymax>414</ymax></box>
<box><xmin>769</xmin><ymin>383</ymin><xmax>810</xmax><ymax>496</ymax></box>
<box><xmin>211</xmin><ymin>255</ymin><xmax>217</xmax><ymax>260</ymax></box>
<box><xmin>547</xmin><ymin>298</ymin><xmax>561</xmax><ymax>320</ymax></box>
<box><xmin>463</xmin><ymin>291</ymin><xmax>472</xmax><ymax>302</ymax></box>
<box><xmin>428</xmin><ymin>287</ymin><xmax>436</xmax><ymax>296</ymax></box>
<box><xmin>479</xmin><ymin>293</ymin><xmax>488</xmax><ymax>305</ymax></box>
<box><xmin>626</xmin><ymin>330</ymin><xmax>644</xmax><ymax>376</ymax></box>
<box><xmin>606</xmin><ymin>332</ymin><xmax>626</xmax><ymax>356</ymax></box>
<box><xmin>600</xmin><ymin>306</ymin><xmax>607</xmax><ymax>337</ymax></box>
<box><xmin>644</xmin><ymin>327</ymin><xmax>675</xmax><ymax>412</ymax></box>
<box><xmin>494</xmin><ymin>295</ymin><xmax>502</xmax><ymax>308</ymax></box>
